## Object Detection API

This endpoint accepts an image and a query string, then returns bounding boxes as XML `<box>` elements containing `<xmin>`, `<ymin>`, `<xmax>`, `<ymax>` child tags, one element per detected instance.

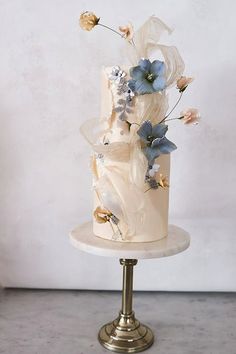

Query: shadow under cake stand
<box><xmin>70</xmin><ymin>221</ymin><xmax>190</xmax><ymax>353</ymax></box>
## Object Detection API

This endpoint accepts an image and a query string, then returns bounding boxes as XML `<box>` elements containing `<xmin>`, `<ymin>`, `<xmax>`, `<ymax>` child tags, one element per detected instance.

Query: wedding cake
<box><xmin>79</xmin><ymin>13</ymin><xmax>199</xmax><ymax>243</ymax></box>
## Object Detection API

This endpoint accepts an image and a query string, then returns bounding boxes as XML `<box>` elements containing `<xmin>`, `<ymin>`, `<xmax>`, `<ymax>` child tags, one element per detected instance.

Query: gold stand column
<box><xmin>98</xmin><ymin>259</ymin><xmax>154</xmax><ymax>353</ymax></box>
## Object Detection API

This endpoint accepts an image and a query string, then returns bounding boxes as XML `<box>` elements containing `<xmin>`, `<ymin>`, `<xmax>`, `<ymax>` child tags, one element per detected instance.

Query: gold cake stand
<box><xmin>70</xmin><ymin>222</ymin><xmax>190</xmax><ymax>353</ymax></box>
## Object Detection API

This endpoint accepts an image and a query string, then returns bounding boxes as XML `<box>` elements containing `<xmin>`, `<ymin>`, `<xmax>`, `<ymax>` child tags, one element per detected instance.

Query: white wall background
<box><xmin>0</xmin><ymin>0</ymin><xmax>236</xmax><ymax>291</ymax></box>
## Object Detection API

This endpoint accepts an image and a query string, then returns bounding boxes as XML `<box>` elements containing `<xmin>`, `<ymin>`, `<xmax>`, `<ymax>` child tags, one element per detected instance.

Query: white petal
<box><xmin>149</xmin><ymin>169</ymin><xmax>155</xmax><ymax>177</ymax></box>
<box><xmin>153</xmin><ymin>164</ymin><xmax>160</xmax><ymax>172</ymax></box>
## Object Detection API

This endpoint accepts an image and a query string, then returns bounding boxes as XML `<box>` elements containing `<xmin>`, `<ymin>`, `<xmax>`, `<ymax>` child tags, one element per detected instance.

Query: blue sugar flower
<box><xmin>128</xmin><ymin>59</ymin><xmax>166</xmax><ymax>95</ymax></box>
<box><xmin>137</xmin><ymin>120</ymin><xmax>177</xmax><ymax>164</ymax></box>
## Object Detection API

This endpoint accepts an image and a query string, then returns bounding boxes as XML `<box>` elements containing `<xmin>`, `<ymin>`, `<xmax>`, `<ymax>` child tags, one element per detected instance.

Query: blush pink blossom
<box><xmin>177</xmin><ymin>76</ymin><xmax>193</xmax><ymax>92</ymax></box>
<box><xmin>119</xmin><ymin>23</ymin><xmax>134</xmax><ymax>41</ymax></box>
<box><xmin>181</xmin><ymin>108</ymin><xmax>200</xmax><ymax>125</ymax></box>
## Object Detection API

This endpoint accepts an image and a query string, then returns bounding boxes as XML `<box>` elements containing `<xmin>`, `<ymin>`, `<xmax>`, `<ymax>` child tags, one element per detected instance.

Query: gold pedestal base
<box><xmin>98</xmin><ymin>311</ymin><xmax>154</xmax><ymax>353</ymax></box>
<box><xmin>98</xmin><ymin>259</ymin><xmax>154</xmax><ymax>353</ymax></box>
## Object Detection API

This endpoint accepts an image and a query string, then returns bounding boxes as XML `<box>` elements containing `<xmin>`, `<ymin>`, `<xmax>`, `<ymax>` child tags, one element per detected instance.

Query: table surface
<box><xmin>69</xmin><ymin>221</ymin><xmax>190</xmax><ymax>259</ymax></box>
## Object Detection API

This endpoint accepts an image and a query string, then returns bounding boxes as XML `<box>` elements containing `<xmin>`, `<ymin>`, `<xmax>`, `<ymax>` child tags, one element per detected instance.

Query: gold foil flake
<box><xmin>159</xmin><ymin>174</ymin><xmax>169</xmax><ymax>188</ymax></box>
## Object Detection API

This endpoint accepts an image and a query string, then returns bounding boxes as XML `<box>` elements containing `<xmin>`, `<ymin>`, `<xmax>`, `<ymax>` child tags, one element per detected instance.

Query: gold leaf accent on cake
<box><xmin>93</xmin><ymin>206</ymin><xmax>112</xmax><ymax>223</ymax></box>
<box><xmin>159</xmin><ymin>174</ymin><xmax>169</xmax><ymax>188</ymax></box>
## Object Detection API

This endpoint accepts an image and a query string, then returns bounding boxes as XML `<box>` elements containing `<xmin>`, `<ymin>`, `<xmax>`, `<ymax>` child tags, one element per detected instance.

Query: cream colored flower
<box><xmin>79</xmin><ymin>11</ymin><xmax>100</xmax><ymax>31</ymax></box>
<box><xmin>119</xmin><ymin>23</ymin><xmax>134</xmax><ymax>41</ymax></box>
<box><xmin>177</xmin><ymin>76</ymin><xmax>193</xmax><ymax>92</ymax></box>
<box><xmin>93</xmin><ymin>206</ymin><xmax>111</xmax><ymax>224</ymax></box>
<box><xmin>159</xmin><ymin>174</ymin><xmax>169</xmax><ymax>188</ymax></box>
<box><xmin>181</xmin><ymin>108</ymin><xmax>200</xmax><ymax>125</ymax></box>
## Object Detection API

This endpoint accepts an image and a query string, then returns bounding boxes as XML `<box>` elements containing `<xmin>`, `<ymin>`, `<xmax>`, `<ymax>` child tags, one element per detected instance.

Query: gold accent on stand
<box><xmin>98</xmin><ymin>259</ymin><xmax>154</xmax><ymax>353</ymax></box>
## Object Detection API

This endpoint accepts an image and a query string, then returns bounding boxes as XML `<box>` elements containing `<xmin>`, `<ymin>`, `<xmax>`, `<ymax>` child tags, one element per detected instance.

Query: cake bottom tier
<box><xmin>93</xmin><ymin>155</ymin><xmax>170</xmax><ymax>243</ymax></box>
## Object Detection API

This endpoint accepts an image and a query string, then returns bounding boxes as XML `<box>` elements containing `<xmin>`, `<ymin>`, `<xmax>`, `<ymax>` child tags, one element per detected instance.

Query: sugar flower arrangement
<box><xmin>79</xmin><ymin>12</ymin><xmax>200</xmax><ymax>239</ymax></box>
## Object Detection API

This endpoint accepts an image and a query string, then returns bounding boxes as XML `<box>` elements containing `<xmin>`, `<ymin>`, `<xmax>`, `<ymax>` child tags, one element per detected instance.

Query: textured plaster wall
<box><xmin>0</xmin><ymin>0</ymin><xmax>235</xmax><ymax>290</ymax></box>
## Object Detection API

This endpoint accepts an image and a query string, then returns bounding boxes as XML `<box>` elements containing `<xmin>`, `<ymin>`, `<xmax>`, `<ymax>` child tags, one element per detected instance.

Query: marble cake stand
<box><xmin>70</xmin><ymin>221</ymin><xmax>190</xmax><ymax>353</ymax></box>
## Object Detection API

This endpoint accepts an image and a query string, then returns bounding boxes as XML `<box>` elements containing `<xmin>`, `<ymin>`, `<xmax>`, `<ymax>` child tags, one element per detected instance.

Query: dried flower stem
<box><xmin>97</xmin><ymin>23</ymin><xmax>123</xmax><ymax>38</ymax></box>
<box><xmin>116</xmin><ymin>224</ymin><xmax>123</xmax><ymax>238</ymax></box>
<box><xmin>164</xmin><ymin>116</ymin><xmax>184</xmax><ymax>122</ymax></box>
<box><xmin>108</xmin><ymin>219</ymin><xmax>116</xmax><ymax>234</ymax></box>
<box><xmin>108</xmin><ymin>220</ymin><xmax>123</xmax><ymax>240</ymax></box>
<box><xmin>130</xmin><ymin>38</ymin><xmax>136</xmax><ymax>47</ymax></box>
<box><xmin>144</xmin><ymin>180</ymin><xmax>169</xmax><ymax>192</ymax></box>
<box><xmin>97</xmin><ymin>23</ymin><xmax>135</xmax><ymax>47</ymax></box>
<box><xmin>144</xmin><ymin>184</ymin><xmax>160</xmax><ymax>193</ymax></box>
<box><xmin>160</xmin><ymin>92</ymin><xmax>183</xmax><ymax>123</ymax></box>
<box><xmin>130</xmin><ymin>122</ymin><xmax>140</xmax><ymax>127</ymax></box>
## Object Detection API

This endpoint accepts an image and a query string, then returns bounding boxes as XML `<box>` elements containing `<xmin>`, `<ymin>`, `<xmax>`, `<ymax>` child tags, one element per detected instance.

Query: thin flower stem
<box><xmin>164</xmin><ymin>116</ymin><xmax>184</xmax><ymax>122</ymax></box>
<box><xmin>144</xmin><ymin>187</ymin><xmax>152</xmax><ymax>193</ymax></box>
<box><xmin>131</xmin><ymin>38</ymin><xmax>136</xmax><ymax>47</ymax></box>
<box><xmin>98</xmin><ymin>23</ymin><xmax>123</xmax><ymax>38</ymax></box>
<box><xmin>109</xmin><ymin>219</ymin><xmax>123</xmax><ymax>240</ymax></box>
<box><xmin>116</xmin><ymin>224</ymin><xmax>123</xmax><ymax>238</ymax></box>
<box><xmin>108</xmin><ymin>220</ymin><xmax>116</xmax><ymax>234</ymax></box>
<box><xmin>159</xmin><ymin>92</ymin><xmax>183</xmax><ymax>124</ymax></box>
<box><xmin>130</xmin><ymin>122</ymin><xmax>140</xmax><ymax>127</ymax></box>
<box><xmin>97</xmin><ymin>23</ymin><xmax>135</xmax><ymax>47</ymax></box>
<box><xmin>145</xmin><ymin>182</ymin><xmax>163</xmax><ymax>192</ymax></box>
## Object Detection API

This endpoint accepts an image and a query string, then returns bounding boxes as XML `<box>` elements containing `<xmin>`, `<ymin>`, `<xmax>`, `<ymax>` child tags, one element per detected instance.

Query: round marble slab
<box><xmin>70</xmin><ymin>221</ymin><xmax>190</xmax><ymax>259</ymax></box>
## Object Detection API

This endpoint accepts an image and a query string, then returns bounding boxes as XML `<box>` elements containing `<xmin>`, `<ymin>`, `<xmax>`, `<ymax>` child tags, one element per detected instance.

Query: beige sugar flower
<box><xmin>93</xmin><ymin>206</ymin><xmax>112</xmax><ymax>224</ymax></box>
<box><xmin>159</xmin><ymin>174</ymin><xmax>169</xmax><ymax>188</ymax></box>
<box><xmin>177</xmin><ymin>76</ymin><xmax>193</xmax><ymax>92</ymax></box>
<box><xmin>181</xmin><ymin>108</ymin><xmax>200</xmax><ymax>125</ymax></box>
<box><xmin>79</xmin><ymin>11</ymin><xmax>100</xmax><ymax>31</ymax></box>
<box><xmin>119</xmin><ymin>23</ymin><xmax>134</xmax><ymax>41</ymax></box>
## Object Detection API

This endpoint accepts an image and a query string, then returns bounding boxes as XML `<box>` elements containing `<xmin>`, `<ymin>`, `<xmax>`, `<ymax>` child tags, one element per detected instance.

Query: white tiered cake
<box><xmin>79</xmin><ymin>15</ymin><xmax>198</xmax><ymax>243</ymax></box>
